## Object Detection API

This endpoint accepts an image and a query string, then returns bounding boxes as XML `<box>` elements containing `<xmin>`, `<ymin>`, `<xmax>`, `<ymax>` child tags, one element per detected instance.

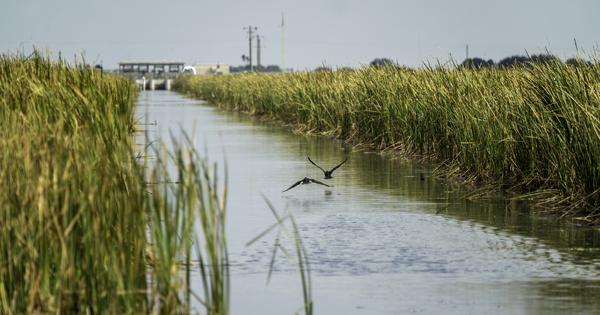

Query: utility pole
<box><xmin>243</xmin><ymin>26</ymin><xmax>257</xmax><ymax>72</ymax></box>
<box><xmin>466</xmin><ymin>44</ymin><xmax>469</xmax><ymax>60</ymax></box>
<box><xmin>257</xmin><ymin>35</ymin><xmax>262</xmax><ymax>72</ymax></box>
<box><xmin>281</xmin><ymin>12</ymin><xmax>285</xmax><ymax>73</ymax></box>
<box><xmin>256</xmin><ymin>35</ymin><xmax>266</xmax><ymax>72</ymax></box>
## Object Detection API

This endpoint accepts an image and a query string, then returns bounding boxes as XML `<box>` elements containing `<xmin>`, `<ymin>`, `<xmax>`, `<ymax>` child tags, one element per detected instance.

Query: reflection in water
<box><xmin>138</xmin><ymin>91</ymin><xmax>600</xmax><ymax>315</ymax></box>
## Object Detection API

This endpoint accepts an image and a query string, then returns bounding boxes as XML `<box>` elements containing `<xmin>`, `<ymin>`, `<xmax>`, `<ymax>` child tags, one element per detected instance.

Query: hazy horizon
<box><xmin>2</xmin><ymin>0</ymin><xmax>599</xmax><ymax>71</ymax></box>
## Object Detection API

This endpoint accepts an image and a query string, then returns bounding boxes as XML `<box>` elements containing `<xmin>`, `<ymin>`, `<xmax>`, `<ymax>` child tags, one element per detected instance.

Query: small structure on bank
<box><xmin>182</xmin><ymin>65</ymin><xmax>196</xmax><ymax>75</ymax></box>
<box><xmin>189</xmin><ymin>63</ymin><xmax>230</xmax><ymax>76</ymax></box>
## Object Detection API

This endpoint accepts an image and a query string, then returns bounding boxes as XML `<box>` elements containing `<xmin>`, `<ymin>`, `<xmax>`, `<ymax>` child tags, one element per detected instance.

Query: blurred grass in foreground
<box><xmin>0</xmin><ymin>50</ymin><xmax>229</xmax><ymax>314</ymax></box>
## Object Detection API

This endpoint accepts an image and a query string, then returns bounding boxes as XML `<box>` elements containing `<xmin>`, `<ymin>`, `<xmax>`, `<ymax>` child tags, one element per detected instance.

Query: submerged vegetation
<box><xmin>173</xmin><ymin>50</ymin><xmax>600</xmax><ymax>223</ymax></box>
<box><xmin>0</xmin><ymin>51</ymin><xmax>229</xmax><ymax>314</ymax></box>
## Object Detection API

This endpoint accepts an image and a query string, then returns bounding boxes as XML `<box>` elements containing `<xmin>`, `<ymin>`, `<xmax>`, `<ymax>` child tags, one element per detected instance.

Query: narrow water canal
<box><xmin>138</xmin><ymin>90</ymin><xmax>600</xmax><ymax>315</ymax></box>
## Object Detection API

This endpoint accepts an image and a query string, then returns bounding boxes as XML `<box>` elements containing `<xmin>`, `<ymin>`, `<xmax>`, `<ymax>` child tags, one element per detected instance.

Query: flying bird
<box><xmin>282</xmin><ymin>177</ymin><xmax>333</xmax><ymax>192</ymax></box>
<box><xmin>308</xmin><ymin>157</ymin><xmax>348</xmax><ymax>179</ymax></box>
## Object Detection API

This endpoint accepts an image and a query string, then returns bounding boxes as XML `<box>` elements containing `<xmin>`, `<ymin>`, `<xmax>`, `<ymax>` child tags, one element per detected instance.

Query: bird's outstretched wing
<box><xmin>282</xmin><ymin>179</ymin><xmax>303</xmax><ymax>192</ymax></box>
<box><xmin>309</xmin><ymin>178</ymin><xmax>333</xmax><ymax>187</ymax></box>
<box><xmin>308</xmin><ymin>157</ymin><xmax>326</xmax><ymax>173</ymax></box>
<box><xmin>330</xmin><ymin>157</ymin><xmax>348</xmax><ymax>173</ymax></box>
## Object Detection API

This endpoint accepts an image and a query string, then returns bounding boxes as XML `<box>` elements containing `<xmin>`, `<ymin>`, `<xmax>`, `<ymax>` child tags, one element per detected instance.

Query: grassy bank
<box><xmin>173</xmin><ymin>53</ymin><xmax>600</xmax><ymax>223</ymax></box>
<box><xmin>0</xmin><ymin>51</ymin><xmax>228</xmax><ymax>314</ymax></box>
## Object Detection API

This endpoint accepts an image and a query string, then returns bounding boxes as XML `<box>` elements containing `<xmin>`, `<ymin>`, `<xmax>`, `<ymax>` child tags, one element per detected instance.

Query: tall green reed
<box><xmin>173</xmin><ymin>50</ymin><xmax>600</xmax><ymax>220</ymax></box>
<box><xmin>0</xmin><ymin>49</ymin><xmax>230</xmax><ymax>314</ymax></box>
<box><xmin>1</xmin><ymin>49</ymin><xmax>148</xmax><ymax>314</ymax></box>
<box><xmin>144</xmin><ymin>130</ymin><xmax>230</xmax><ymax>315</ymax></box>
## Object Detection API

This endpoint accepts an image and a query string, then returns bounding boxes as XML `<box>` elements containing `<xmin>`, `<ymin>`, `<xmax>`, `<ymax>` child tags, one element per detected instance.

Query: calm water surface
<box><xmin>137</xmin><ymin>91</ymin><xmax>600</xmax><ymax>315</ymax></box>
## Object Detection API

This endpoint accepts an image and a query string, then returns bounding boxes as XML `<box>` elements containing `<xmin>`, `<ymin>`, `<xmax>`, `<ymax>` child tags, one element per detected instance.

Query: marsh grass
<box><xmin>174</xmin><ymin>51</ymin><xmax>600</xmax><ymax>222</ymax></box>
<box><xmin>145</xmin><ymin>130</ymin><xmax>230</xmax><ymax>315</ymax></box>
<box><xmin>0</xmin><ymin>50</ymin><xmax>146</xmax><ymax>314</ymax></box>
<box><xmin>0</xmin><ymin>50</ymin><xmax>229</xmax><ymax>314</ymax></box>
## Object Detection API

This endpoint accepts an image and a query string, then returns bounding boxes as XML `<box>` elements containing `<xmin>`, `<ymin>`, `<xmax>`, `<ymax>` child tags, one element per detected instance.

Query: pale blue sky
<box><xmin>1</xmin><ymin>0</ymin><xmax>598</xmax><ymax>70</ymax></box>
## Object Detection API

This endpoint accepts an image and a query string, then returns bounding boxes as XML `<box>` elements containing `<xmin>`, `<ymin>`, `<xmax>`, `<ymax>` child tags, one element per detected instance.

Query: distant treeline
<box><xmin>369</xmin><ymin>55</ymin><xmax>591</xmax><ymax>70</ymax></box>
<box><xmin>230</xmin><ymin>64</ymin><xmax>282</xmax><ymax>73</ymax></box>
<box><xmin>229</xmin><ymin>54</ymin><xmax>591</xmax><ymax>73</ymax></box>
<box><xmin>459</xmin><ymin>54</ymin><xmax>592</xmax><ymax>69</ymax></box>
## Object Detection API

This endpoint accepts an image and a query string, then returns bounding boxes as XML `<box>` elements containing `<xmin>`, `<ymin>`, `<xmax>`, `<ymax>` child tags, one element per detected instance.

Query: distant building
<box><xmin>191</xmin><ymin>63</ymin><xmax>230</xmax><ymax>75</ymax></box>
<box><xmin>117</xmin><ymin>61</ymin><xmax>185</xmax><ymax>91</ymax></box>
<box><xmin>118</xmin><ymin>61</ymin><xmax>185</xmax><ymax>79</ymax></box>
